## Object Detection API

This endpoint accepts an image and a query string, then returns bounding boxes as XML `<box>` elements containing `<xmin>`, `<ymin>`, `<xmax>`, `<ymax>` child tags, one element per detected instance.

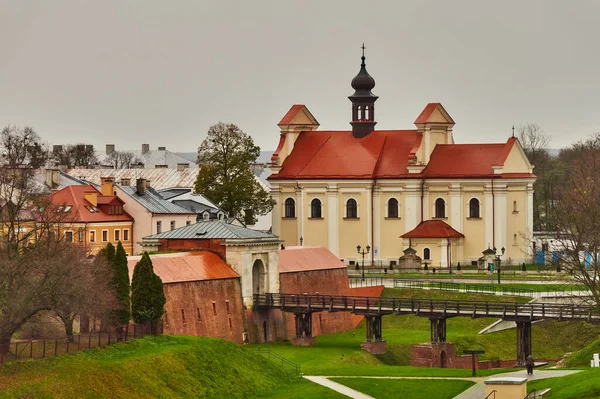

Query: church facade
<box><xmin>268</xmin><ymin>52</ymin><xmax>535</xmax><ymax>268</ymax></box>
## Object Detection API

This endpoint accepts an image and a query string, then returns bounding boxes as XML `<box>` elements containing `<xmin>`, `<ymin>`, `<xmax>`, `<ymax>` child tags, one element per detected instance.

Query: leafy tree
<box><xmin>194</xmin><ymin>122</ymin><xmax>275</xmax><ymax>224</ymax></box>
<box><xmin>131</xmin><ymin>252</ymin><xmax>165</xmax><ymax>333</ymax></box>
<box><xmin>113</xmin><ymin>242</ymin><xmax>131</xmax><ymax>338</ymax></box>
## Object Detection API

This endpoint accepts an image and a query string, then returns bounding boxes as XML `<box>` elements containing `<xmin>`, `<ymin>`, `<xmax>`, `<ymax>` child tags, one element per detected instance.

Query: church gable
<box><xmin>414</xmin><ymin>103</ymin><xmax>455</xmax><ymax>126</ymax></box>
<box><xmin>278</xmin><ymin>104</ymin><xmax>319</xmax><ymax>127</ymax></box>
<box><xmin>499</xmin><ymin>138</ymin><xmax>533</xmax><ymax>174</ymax></box>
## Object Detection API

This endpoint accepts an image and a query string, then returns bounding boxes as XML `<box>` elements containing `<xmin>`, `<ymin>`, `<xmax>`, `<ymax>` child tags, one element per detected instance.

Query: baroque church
<box><xmin>268</xmin><ymin>51</ymin><xmax>535</xmax><ymax>268</ymax></box>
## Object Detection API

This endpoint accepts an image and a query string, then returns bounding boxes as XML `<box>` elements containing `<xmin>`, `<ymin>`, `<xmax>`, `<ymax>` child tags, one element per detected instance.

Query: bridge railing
<box><xmin>254</xmin><ymin>293</ymin><xmax>599</xmax><ymax>321</ymax></box>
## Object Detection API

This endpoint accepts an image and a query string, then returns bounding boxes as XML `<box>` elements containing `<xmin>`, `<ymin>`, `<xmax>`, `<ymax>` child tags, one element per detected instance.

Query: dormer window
<box><xmin>203</xmin><ymin>212</ymin><xmax>210</xmax><ymax>221</ymax></box>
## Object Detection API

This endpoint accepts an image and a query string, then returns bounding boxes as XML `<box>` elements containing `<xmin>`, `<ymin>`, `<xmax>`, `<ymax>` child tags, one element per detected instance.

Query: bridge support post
<box><xmin>430</xmin><ymin>318</ymin><xmax>447</xmax><ymax>344</ymax></box>
<box><xmin>516</xmin><ymin>321</ymin><xmax>532</xmax><ymax>367</ymax></box>
<box><xmin>292</xmin><ymin>312</ymin><xmax>315</xmax><ymax>346</ymax></box>
<box><xmin>361</xmin><ymin>315</ymin><xmax>386</xmax><ymax>354</ymax></box>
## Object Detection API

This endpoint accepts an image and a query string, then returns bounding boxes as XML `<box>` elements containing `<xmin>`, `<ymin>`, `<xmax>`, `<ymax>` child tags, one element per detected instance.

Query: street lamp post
<box><xmin>494</xmin><ymin>246</ymin><xmax>506</xmax><ymax>284</ymax></box>
<box><xmin>357</xmin><ymin>245</ymin><xmax>370</xmax><ymax>280</ymax></box>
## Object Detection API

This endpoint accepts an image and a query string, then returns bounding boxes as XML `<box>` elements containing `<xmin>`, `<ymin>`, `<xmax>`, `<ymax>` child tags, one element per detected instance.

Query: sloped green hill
<box><xmin>0</xmin><ymin>335</ymin><xmax>308</xmax><ymax>399</ymax></box>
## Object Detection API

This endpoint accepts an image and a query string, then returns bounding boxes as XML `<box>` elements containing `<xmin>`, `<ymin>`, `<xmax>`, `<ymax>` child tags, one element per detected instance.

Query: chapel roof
<box><xmin>401</xmin><ymin>220</ymin><xmax>465</xmax><ymax>239</ymax></box>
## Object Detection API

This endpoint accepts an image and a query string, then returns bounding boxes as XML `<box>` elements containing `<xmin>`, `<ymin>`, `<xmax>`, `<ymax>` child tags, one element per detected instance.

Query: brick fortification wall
<box><xmin>162</xmin><ymin>278</ymin><xmax>245</xmax><ymax>344</ymax></box>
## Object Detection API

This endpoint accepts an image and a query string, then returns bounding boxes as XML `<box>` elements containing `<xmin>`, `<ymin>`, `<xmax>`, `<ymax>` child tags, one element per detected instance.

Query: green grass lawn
<box><xmin>0</xmin><ymin>335</ymin><xmax>303</xmax><ymax>399</ymax></box>
<box><xmin>528</xmin><ymin>368</ymin><xmax>600</xmax><ymax>399</ymax></box>
<box><xmin>330</xmin><ymin>378</ymin><xmax>475</xmax><ymax>399</ymax></box>
<box><xmin>564</xmin><ymin>337</ymin><xmax>600</xmax><ymax>367</ymax></box>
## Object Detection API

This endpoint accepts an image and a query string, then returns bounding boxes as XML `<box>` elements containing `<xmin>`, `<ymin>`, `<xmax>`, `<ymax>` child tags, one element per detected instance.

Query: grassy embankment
<box><xmin>330</xmin><ymin>378</ymin><xmax>475</xmax><ymax>399</ymax></box>
<box><xmin>249</xmin><ymin>288</ymin><xmax>600</xmax><ymax>376</ymax></box>
<box><xmin>528</xmin><ymin>368</ymin><xmax>600</xmax><ymax>399</ymax></box>
<box><xmin>0</xmin><ymin>335</ymin><xmax>338</xmax><ymax>399</ymax></box>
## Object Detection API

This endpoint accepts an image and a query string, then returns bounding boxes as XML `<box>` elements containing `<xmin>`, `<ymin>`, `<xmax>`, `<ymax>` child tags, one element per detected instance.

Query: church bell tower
<box><xmin>349</xmin><ymin>44</ymin><xmax>378</xmax><ymax>138</ymax></box>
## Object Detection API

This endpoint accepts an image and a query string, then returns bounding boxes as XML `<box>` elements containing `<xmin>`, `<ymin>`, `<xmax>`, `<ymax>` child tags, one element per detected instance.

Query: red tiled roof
<box><xmin>401</xmin><ymin>220</ymin><xmax>464</xmax><ymax>239</ymax></box>
<box><xmin>96</xmin><ymin>195</ymin><xmax>123</xmax><ymax>205</ymax></box>
<box><xmin>414</xmin><ymin>103</ymin><xmax>441</xmax><ymax>124</ymax></box>
<box><xmin>270</xmin><ymin>130</ymin><xmax>420</xmax><ymax>180</ymax></box>
<box><xmin>279</xmin><ymin>246</ymin><xmax>347</xmax><ymax>273</ymax></box>
<box><xmin>49</xmin><ymin>185</ymin><xmax>133</xmax><ymax>223</ymax></box>
<box><xmin>271</xmin><ymin>135</ymin><xmax>286</xmax><ymax>161</ymax></box>
<box><xmin>421</xmin><ymin>138</ymin><xmax>534</xmax><ymax>179</ymax></box>
<box><xmin>127</xmin><ymin>252</ymin><xmax>239</xmax><ymax>284</ymax></box>
<box><xmin>278</xmin><ymin>104</ymin><xmax>305</xmax><ymax>125</ymax></box>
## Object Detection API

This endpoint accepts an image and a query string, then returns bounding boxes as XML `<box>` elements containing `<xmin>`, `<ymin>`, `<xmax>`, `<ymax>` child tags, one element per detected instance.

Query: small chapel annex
<box><xmin>268</xmin><ymin>50</ymin><xmax>535</xmax><ymax>268</ymax></box>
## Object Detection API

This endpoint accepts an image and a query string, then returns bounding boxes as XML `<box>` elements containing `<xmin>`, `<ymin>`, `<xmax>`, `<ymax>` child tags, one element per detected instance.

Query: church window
<box><xmin>423</xmin><ymin>248</ymin><xmax>431</xmax><ymax>260</ymax></box>
<box><xmin>284</xmin><ymin>198</ymin><xmax>296</xmax><ymax>218</ymax></box>
<box><xmin>387</xmin><ymin>198</ymin><xmax>399</xmax><ymax>218</ymax></box>
<box><xmin>435</xmin><ymin>198</ymin><xmax>446</xmax><ymax>218</ymax></box>
<box><xmin>513</xmin><ymin>201</ymin><xmax>518</xmax><ymax>213</ymax></box>
<box><xmin>469</xmin><ymin>198</ymin><xmax>480</xmax><ymax>218</ymax></box>
<box><xmin>346</xmin><ymin>198</ymin><xmax>358</xmax><ymax>219</ymax></box>
<box><xmin>310</xmin><ymin>198</ymin><xmax>322</xmax><ymax>218</ymax></box>
<box><xmin>513</xmin><ymin>233</ymin><xmax>518</xmax><ymax>245</ymax></box>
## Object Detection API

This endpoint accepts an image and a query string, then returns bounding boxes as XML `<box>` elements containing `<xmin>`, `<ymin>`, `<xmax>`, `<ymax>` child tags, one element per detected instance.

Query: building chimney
<box><xmin>158</xmin><ymin>146</ymin><xmax>166</xmax><ymax>151</ymax></box>
<box><xmin>106</xmin><ymin>144</ymin><xmax>115</xmax><ymax>155</ymax></box>
<box><xmin>100</xmin><ymin>177</ymin><xmax>115</xmax><ymax>196</ymax></box>
<box><xmin>177</xmin><ymin>163</ymin><xmax>189</xmax><ymax>171</ymax></box>
<box><xmin>45</xmin><ymin>169</ymin><xmax>61</xmax><ymax>189</ymax></box>
<box><xmin>120</xmin><ymin>177</ymin><xmax>131</xmax><ymax>186</ymax></box>
<box><xmin>84</xmin><ymin>190</ymin><xmax>98</xmax><ymax>206</ymax></box>
<box><xmin>136</xmin><ymin>178</ymin><xmax>147</xmax><ymax>195</ymax></box>
<box><xmin>142</xmin><ymin>144</ymin><xmax>150</xmax><ymax>154</ymax></box>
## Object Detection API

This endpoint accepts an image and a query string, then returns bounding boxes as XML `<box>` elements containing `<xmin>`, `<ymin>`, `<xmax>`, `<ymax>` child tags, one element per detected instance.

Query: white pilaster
<box><xmin>494</xmin><ymin>185</ymin><xmax>507</xmax><ymax>252</ymax></box>
<box><xmin>327</xmin><ymin>185</ymin><xmax>339</xmax><ymax>256</ymax></box>
<box><xmin>484</xmin><ymin>185</ymin><xmax>493</xmax><ymax>248</ymax></box>
<box><xmin>270</xmin><ymin>187</ymin><xmax>281</xmax><ymax>237</ymax></box>
<box><xmin>366</xmin><ymin>186</ymin><xmax>372</xmax><ymax>265</ymax></box>
<box><xmin>450</xmin><ymin>184</ymin><xmax>462</xmax><ymax>232</ymax></box>
<box><xmin>526</xmin><ymin>183</ymin><xmax>534</xmax><ymax>257</ymax></box>
<box><xmin>440</xmin><ymin>238</ymin><xmax>448</xmax><ymax>267</ymax></box>
<box><xmin>405</xmin><ymin>183</ymin><xmax>422</xmax><ymax>231</ymax></box>
<box><xmin>296</xmin><ymin>187</ymin><xmax>304</xmax><ymax>245</ymax></box>
<box><xmin>424</xmin><ymin>128</ymin><xmax>431</xmax><ymax>163</ymax></box>
<box><xmin>373</xmin><ymin>186</ymin><xmax>381</xmax><ymax>264</ymax></box>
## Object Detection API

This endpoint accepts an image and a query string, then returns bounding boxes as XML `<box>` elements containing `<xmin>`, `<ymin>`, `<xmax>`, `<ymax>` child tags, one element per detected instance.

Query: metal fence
<box><xmin>349</xmin><ymin>276</ymin><xmax>386</xmax><ymax>288</ymax></box>
<box><xmin>393</xmin><ymin>279</ymin><xmax>535</xmax><ymax>297</ymax></box>
<box><xmin>254</xmin><ymin>347</ymin><xmax>301</xmax><ymax>375</ymax></box>
<box><xmin>0</xmin><ymin>323</ymin><xmax>161</xmax><ymax>365</ymax></box>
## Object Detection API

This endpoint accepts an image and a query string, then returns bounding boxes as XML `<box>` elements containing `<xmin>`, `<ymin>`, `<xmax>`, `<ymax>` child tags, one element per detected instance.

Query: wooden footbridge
<box><xmin>253</xmin><ymin>293</ymin><xmax>600</xmax><ymax>366</ymax></box>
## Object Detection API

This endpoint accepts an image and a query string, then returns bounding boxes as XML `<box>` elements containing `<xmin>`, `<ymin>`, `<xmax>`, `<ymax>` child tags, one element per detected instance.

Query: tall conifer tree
<box><xmin>131</xmin><ymin>252</ymin><xmax>165</xmax><ymax>333</ymax></box>
<box><xmin>113</xmin><ymin>242</ymin><xmax>131</xmax><ymax>328</ymax></box>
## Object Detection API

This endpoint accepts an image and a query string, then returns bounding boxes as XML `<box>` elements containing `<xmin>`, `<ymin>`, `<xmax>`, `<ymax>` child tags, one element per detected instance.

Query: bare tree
<box><xmin>553</xmin><ymin>138</ymin><xmax>600</xmax><ymax>310</ymax></box>
<box><xmin>52</xmin><ymin>144</ymin><xmax>98</xmax><ymax>168</ymax></box>
<box><xmin>105</xmin><ymin>150</ymin><xmax>143</xmax><ymax>169</ymax></box>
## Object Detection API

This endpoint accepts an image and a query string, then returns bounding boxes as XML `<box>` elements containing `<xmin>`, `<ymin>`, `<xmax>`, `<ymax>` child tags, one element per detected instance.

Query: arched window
<box><xmin>284</xmin><ymin>198</ymin><xmax>295</xmax><ymax>218</ymax></box>
<box><xmin>310</xmin><ymin>198</ymin><xmax>322</xmax><ymax>218</ymax></box>
<box><xmin>469</xmin><ymin>198</ymin><xmax>480</xmax><ymax>218</ymax></box>
<box><xmin>513</xmin><ymin>233</ymin><xmax>518</xmax><ymax>245</ymax></box>
<box><xmin>435</xmin><ymin>198</ymin><xmax>446</xmax><ymax>218</ymax></box>
<box><xmin>513</xmin><ymin>201</ymin><xmax>518</xmax><ymax>213</ymax></box>
<box><xmin>346</xmin><ymin>198</ymin><xmax>358</xmax><ymax>219</ymax></box>
<box><xmin>387</xmin><ymin>198</ymin><xmax>399</xmax><ymax>218</ymax></box>
<box><xmin>424</xmin><ymin>248</ymin><xmax>431</xmax><ymax>260</ymax></box>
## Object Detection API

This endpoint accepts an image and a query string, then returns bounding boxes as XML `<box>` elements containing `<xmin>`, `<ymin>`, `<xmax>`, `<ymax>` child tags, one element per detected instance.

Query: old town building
<box><xmin>269</xmin><ymin>52</ymin><xmax>535</xmax><ymax>267</ymax></box>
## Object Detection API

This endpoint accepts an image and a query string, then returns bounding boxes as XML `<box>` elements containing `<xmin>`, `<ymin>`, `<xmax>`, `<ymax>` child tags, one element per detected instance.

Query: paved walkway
<box><xmin>453</xmin><ymin>369</ymin><xmax>581</xmax><ymax>399</ymax></box>
<box><xmin>303</xmin><ymin>376</ymin><xmax>374</xmax><ymax>399</ymax></box>
<box><xmin>305</xmin><ymin>370</ymin><xmax>581</xmax><ymax>399</ymax></box>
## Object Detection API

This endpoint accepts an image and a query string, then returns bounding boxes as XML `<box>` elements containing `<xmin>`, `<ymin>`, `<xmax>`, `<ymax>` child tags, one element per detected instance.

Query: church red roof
<box><xmin>414</xmin><ymin>103</ymin><xmax>441</xmax><ymax>124</ymax></box>
<box><xmin>278</xmin><ymin>104</ymin><xmax>305</xmax><ymax>125</ymax></box>
<box><xmin>270</xmin><ymin>130</ymin><xmax>420</xmax><ymax>179</ymax></box>
<box><xmin>401</xmin><ymin>220</ymin><xmax>464</xmax><ymax>239</ymax></box>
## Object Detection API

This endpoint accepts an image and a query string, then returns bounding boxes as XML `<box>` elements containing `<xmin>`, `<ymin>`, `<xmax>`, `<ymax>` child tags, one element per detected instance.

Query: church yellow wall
<box><xmin>462</xmin><ymin>189</ymin><xmax>486</xmax><ymax>263</ymax></box>
<box><xmin>429</xmin><ymin>130</ymin><xmax>447</xmax><ymax>152</ymax></box>
<box><xmin>303</xmin><ymin>191</ymin><xmax>328</xmax><ymax>248</ymax></box>
<box><xmin>410</xmin><ymin>239</ymin><xmax>442</xmax><ymax>267</ymax></box>
<box><xmin>279</xmin><ymin>190</ymin><xmax>298</xmax><ymax>246</ymax></box>
<box><xmin>506</xmin><ymin>188</ymin><xmax>528</xmax><ymax>262</ymax></box>
<box><xmin>379</xmin><ymin>192</ymin><xmax>405</xmax><ymax>261</ymax></box>
<box><xmin>338</xmin><ymin>191</ymin><xmax>369</xmax><ymax>261</ymax></box>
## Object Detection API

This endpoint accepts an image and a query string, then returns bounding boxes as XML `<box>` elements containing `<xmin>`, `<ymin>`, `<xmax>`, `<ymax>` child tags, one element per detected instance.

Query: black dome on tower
<box><xmin>350</xmin><ymin>54</ymin><xmax>376</xmax><ymax>96</ymax></box>
<box><xmin>349</xmin><ymin>45</ymin><xmax>378</xmax><ymax>138</ymax></box>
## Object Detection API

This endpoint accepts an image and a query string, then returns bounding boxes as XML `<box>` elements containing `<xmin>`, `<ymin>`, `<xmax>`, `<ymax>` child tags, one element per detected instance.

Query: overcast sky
<box><xmin>1</xmin><ymin>1</ymin><xmax>599</xmax><ymax>153</ymax></box>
